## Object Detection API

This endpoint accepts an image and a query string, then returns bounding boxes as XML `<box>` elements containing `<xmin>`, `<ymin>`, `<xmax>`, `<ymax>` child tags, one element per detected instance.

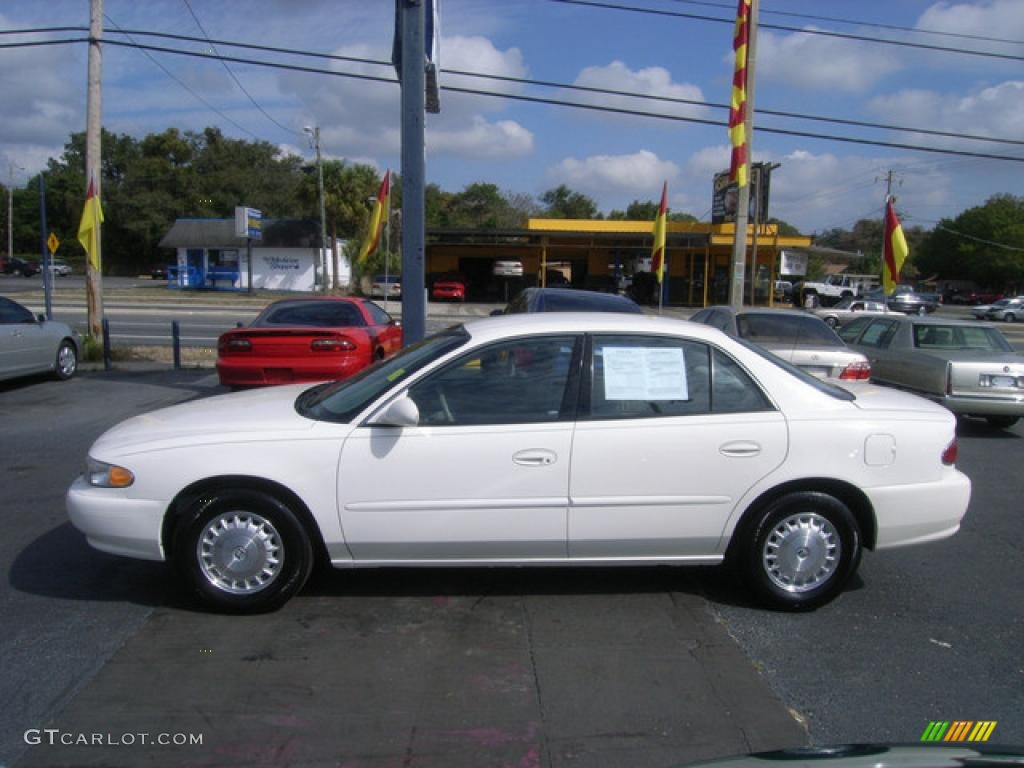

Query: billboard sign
<box><xmin>234</xmin><ymin>206</ymin><xmax>262</xmax><ymax>240</ymax></box>
<box><xmin>711</xmin><ymin>165</ymin><xmax>771</xmax><ymax>225</ymax></box>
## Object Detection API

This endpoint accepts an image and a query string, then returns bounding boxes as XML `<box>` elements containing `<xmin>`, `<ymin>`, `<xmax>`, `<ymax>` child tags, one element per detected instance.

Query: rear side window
<box><xmin>856</xmin><ymin>319</ymin><xmax>899</xmax><ymax>349</ymax></box>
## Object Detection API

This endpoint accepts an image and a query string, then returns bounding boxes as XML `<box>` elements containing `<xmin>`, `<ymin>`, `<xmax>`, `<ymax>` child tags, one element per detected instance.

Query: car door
<box><xmin>336</xmin><ymin>334</ymin><xmax>581</xmax><ymax>561</ymax></box>
<box><xmin>568</xmin><ymin>334</ymin><xmax>787</xmax><ymax>560</ymax></box>
<box><xmin>849</xmin><ymin>318</ymin><xmax>903</xmax><ymax>384</ymax></box>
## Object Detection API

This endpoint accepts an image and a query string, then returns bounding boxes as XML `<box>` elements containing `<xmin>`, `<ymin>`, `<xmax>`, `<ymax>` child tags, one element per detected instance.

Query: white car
<box><xmin>492</xmin><ymin>260</ymin><xmax>524</xmax><ymax>277</ymax></box>
<box><xmin>813</xmin><ymin>297</ymin><xmax>891</xmax><ymax>328</ymax></box>
<box><xmin>67</xmin><ymin>313</ymin><xmax>970</xmax><ymax>614</ymax></box>
<box><xmin>370</xmin><ymin>274</ymin><xmax>401</xmax><ymax>298</ymax></box>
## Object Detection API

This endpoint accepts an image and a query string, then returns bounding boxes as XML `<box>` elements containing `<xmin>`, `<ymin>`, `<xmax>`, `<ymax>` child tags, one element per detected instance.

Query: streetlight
<box><xmin>303</xmin><ymin>126</ymin><xmax>328</xmax><ymax>292</ymax></box>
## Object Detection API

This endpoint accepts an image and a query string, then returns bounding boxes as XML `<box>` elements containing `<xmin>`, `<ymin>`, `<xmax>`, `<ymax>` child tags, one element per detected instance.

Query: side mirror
<box><xmin>368</xmin><ymin>394</ymin><xmax>420</xmax><ymax>427</ymax></box>
<box><xmin>489</xmin><ymin>309</ymin><xmax>505</xmax><ymax>317</ymax></box>
<box><xmin>36</xmin><ymin>314</ymin><xmax>46</xmax><ymax>323</ymax></box>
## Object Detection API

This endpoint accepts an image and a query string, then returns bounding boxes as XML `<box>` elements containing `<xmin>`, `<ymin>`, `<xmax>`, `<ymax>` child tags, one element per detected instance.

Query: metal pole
<box><xmin>38</xmin><ymin>175</ymin><xmax>53</xmax><ymax>320</ymax></box>
<box><xmin>172</xmin><ymin>320</ymin><xmax>181</xmax><ymax>370</ymax></box>
<box><xmin>85</xmin><ymin>0</ymin><xmax>104</xmax><ymax>343</ymax></box>
<box><xmin>384</xmin><ymin>181</ymin><xmax>391</xmax><ymax>312</ymax></box>
<box><xmin>314</xmin><ymin>127</ymin><xmax>328</xmax><ymax>293</ymax></box>
<box><xmin>246</xmin><ymin>238</ymin><xmax>253</xmax><ymax>294</ymax></box>
<box><xmin>6</xmin><ymin>164</ymin><xmax>16</xmax><ymax>264</ymax></box>
<box><xmin>101</xmin><ymin>317</ymin><xmax>112</xmax><ymax>371</ymax></box>
<box><xmin>729</xmin><ymin>0</ymin><xmax>758</xmax><ymax>309</ymax></box>
<box><xmin>400</xmin><ymin>0</ymin><xmax>427</xmax><ymax>344</ymax></box>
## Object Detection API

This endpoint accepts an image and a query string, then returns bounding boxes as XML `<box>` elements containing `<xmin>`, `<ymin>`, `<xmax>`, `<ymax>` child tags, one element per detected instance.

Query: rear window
<box><xmin>737</xmin><ymin>314</ymin><xmax>843</xmax><ymax>347</ymax></box>
<box><xmin>539</xmin><ymin>292</ymin><xmax>642</xmax><ymax>314</ymax></box>
<box><xmin>913</xmin><ymin>324</ymin><xmax>1013</xmax><ymax>352</ymax></box>
<box><xmin>256</xmin><ymin>302</ymin><xmax>365</xmax><ymax>328</ymax></box>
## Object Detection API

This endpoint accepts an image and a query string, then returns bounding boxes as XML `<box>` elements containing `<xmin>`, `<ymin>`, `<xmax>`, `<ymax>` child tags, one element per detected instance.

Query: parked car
<box><xmin>2</xmin><ymin>257</ymin><xmax>40</xmax><ymax>277</ymax></box>
<box><xmin>216</xmin><ymin>297</ymin><xmax>402</xmax><ymax>388</ymax></box>
<box><xmin>864</xmin><ymin>288</ymin><xmax>939</xmax><ymax>315</ymax></box>
<box><xmin>431</xmin><ymin>275</ymin><xmax>466</xmax><ymax>302</ymax></box>
<box><xmin>837</xmin><ymin>314</ymin><xmax>1024</xmax><ymax>429</ymax></box>
<box><xmin>150</xmin><ymin>265</ymin><xmax>169</xmax><ymax>280</ymax></box>
<box><xmin>689</xmin><ymin>306</ymin><xmax>871</xmax><ymax>381</ymax></box>
<box><xmin>0</xmin><ymin>296</ymin><xmax>80</xmax><ymax>383</ymax></box>
<box><xmin>983</xmin><ymin>297</ymin><xmax>1024</xmax><ymax>322</ymax></box>
<box><xmin>496</xmin><ymin>287</ymin><xmax>643</xmax><ymax>315</ymax></box>
<box><xmin>813</xmin><ymin>296</ymin><xmax>891</xmax><ymax>328</ymax></box>
<box><xmin>47</xmin><ymin>259</ymin><xmax>73</xmax><ymax>277</ymax></box>
<box><xmin>68</xmin><ymin>312</ymin><xmax>970</xmax><ymax>613</ymax></box>
<box><xmin>370</xmin><ymin>274</ymin><xmax>401</xmax><ymax>299</ymax></box>
<box><xmin>492</xmin><ymin>260</ymin><xmax>524</xmax><ymax>278</ymax></box>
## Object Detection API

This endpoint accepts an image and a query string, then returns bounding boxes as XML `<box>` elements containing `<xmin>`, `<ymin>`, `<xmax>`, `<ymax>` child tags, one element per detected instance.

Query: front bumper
<box><xmin>66</xmin><ymin>476</ymin><xmax>167</xmax><ymax>561</ymax></box>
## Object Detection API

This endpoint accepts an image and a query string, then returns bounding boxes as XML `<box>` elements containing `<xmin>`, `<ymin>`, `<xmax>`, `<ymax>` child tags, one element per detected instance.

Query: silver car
<box><xmin>838</xmin><ymin>314</ymin><xmax>1024</xmax><ymax>429</ymax></box>
<box><xmin>0</xmin><ymin>296</ymin><xmax>80</xmax><ymax>383</ymax></box>
<box><xmin>689</xmin><ymin>306</ymin><xmax>871</xmax><ymax>381</ymax></box>
<box><xmin>983</xmin><ymin>297</ymin><xmax>1024</xmax><ymax>322</ymax></box>
<box><xmin>813</xmin><ymin>296</ymin><xmax>891</xmax><ymax>328</ymax></box>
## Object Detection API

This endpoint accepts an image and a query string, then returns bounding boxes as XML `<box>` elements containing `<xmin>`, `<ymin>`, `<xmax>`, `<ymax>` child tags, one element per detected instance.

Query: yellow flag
<box><xmin>77</xmin><ymin>177</ymin><xmax>104</xmax><ymax>272</ymax></box>
<box><xmin>358</xmin><ymin>171</ymin><xmax>390</xmax><ymax>263</ymax></box>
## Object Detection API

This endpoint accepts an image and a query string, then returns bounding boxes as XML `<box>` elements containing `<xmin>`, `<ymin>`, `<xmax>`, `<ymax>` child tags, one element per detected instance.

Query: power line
<box><xmin>547</xmin><ymin>0</ymin><xmax>1024</xmax><ymax>64</ymax></box>
<box><xmin>101</xmin><ymin>18</ymin><xmax>262</xmax><ymax>141</ymax></box>
<box><xmin>664</xmin><ymin>0</ymin><xmax>1024</xmax><ymax>47</ymax></box>
<box><xmin>909</xmin><ymin>221</ymin><xmax>1024</xmax><ymax>253</ymax></box>
<box><xmin>179</xmin><ymin>0</ymin><xmax>299</xmax><ymax>137</ymax></box>
<box><xmin>7</xmin><ymin>34</ymin><xmax>1024</xmax><ymax>164</ymax></box>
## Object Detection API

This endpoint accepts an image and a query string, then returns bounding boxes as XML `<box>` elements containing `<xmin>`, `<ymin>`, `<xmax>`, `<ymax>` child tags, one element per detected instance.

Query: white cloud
<box><xmin>756</xmin><ymin>28</ymin><xmax>901</xmax><ymax>92</ymax></box>
<box><xmin>547</xmin><ymin>150</ymin><xmax>680</xmax><ymax>197</ymax></box>
<box><xmin>428</xmin><ymin>116</ymin><xmax>534</xmax><ymax>158</ymax></box>
<box><xmin>916</xmin><ymin>0</ymin><xmax>1024</xmax><ymax>44</ymax></box>
<box><xmin>868</xmin><ymin>81</ymin><xmax>1024</xmax><ymax>147</ymax></box>
<box><xmin>568</xmin><ymin>61</ymin><xmax>709</xmax><ymax>121</ymax></box>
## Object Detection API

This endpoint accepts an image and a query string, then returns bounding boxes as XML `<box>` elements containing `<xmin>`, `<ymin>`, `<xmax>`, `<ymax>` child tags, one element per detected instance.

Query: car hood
<box><xmin>90</xmin><ymin>383</ymin><xmax>317</xmax><ymax>457</ymax></box>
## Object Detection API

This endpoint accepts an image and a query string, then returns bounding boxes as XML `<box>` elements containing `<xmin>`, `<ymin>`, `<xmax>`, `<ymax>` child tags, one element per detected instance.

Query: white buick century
<box><xmin>68</xmin><ymin>313</ymin><xmax>971</xmax><ymax>613</ymax></box>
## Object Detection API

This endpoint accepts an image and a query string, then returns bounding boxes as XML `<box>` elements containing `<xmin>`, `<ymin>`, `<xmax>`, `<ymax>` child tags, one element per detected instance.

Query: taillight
<box><xmin>219</xmin><ymin>337</ymin><xmax>252</xmax><ymax>353</ymax></box>
<box><xmin>311</xmin><ymin>337</ymin><xmax>357</xmax><ymax>352</ymax></box>
<box><xmin>839</xmin><ymin>361</ymin><xmax>871</xmax><ymax>380</ymax></box>
<box><xmin>941</xmin><ymin>438</ymin><xmax>958</xmax><ymax>466</ymax></box>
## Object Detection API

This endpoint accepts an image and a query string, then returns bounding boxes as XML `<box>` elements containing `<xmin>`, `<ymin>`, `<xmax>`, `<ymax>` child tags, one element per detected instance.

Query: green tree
<box><xmin>540</xmin><ymin>184</ymin><xmax>599</xmax><ymax>219</ymax></box>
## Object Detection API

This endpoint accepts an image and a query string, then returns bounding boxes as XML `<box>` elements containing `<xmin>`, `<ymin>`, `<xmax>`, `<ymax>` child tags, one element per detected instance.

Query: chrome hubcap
<box><xmin>58</xmin><ymin>345</ymin><xmax>76</xmax><ymax>376</ymax></box>
<box><xmin>197</xmin><ymin>512</ymin><xmax>283</xmax><ymax>594</ymax></box>
<box><xmin>762</xmin><ymin>512</ymin><xmax>840</xmax><ymax>593</ymax></box>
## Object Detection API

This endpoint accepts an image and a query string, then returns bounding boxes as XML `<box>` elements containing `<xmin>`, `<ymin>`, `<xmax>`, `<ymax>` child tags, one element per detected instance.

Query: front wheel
<box><xmin>737</xmin><ymin>492</ymin><xmax>861</xmax><ymax>611</ymax></box>
<box><xmin>824</xmin><ymin>316</ymin><xmax>838</xmax><ymax>329</ymax></box>
<box><xmin>174</xmin><ymin>489</ymin><xmax>313</xmax><ymax>614</ymax></box>
<box><xmin>1004</xmin><ymin>313</ymin><xmax>1016</xmax><ymax>323</ymax></box>
<box><xmin>54</xmin><ymin>340</ymin><xmax>78</xmax><ymax>380</ymax></box>
<box><xmin>917</xmin><ymin>305</ymin><xmax>928</xmax><ymax>315</ymax></box>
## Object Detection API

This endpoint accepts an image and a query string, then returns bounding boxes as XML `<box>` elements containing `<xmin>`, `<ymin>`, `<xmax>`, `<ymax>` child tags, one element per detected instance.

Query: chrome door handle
<box><xmin>513</xmin><ymin>449</ymin><xmax>557</xmax><ymax>467</ymax></box>
<box><xmin>719</xmin><ymin>441</ymin><xmax>761</xmax><ymax>457</ymax></box>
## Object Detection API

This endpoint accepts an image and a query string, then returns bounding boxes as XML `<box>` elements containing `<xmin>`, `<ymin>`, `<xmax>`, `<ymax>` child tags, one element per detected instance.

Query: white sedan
<box><xmin>67</xmin><ymin>313</ymin><xmax>970</xmax><ymax>613</ymax></box>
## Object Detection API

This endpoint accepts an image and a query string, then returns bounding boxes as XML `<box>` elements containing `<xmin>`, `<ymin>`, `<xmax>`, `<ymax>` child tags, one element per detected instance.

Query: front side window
<box><xmin>408</xmin><ymin>335</ymin><xmax>580</xmax><ymax>426</ymax></box>
<box><xmin>0</xmin><ymin>298</ymin><xmax>34</xmax><ymax>324</ymax></box>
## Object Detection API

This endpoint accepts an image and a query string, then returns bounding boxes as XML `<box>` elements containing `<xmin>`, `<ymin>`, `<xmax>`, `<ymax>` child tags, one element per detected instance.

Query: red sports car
<box><xmin>216</xmin><ymin>297</ymin><xmax>402</xmax><ymax>388</ymax></box>
<box><xmin>431</xmin><ymin>279</ymin><xmax>466</xmax><ymax>301</ymax></box>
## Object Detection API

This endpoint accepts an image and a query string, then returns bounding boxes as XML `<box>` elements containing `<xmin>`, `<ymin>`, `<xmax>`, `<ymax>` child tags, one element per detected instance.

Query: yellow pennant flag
<box><xmin>651</xmin><ymin>182</ymin><xmax>667</xmax><ymax>284</ymax></box>
<box><xmin>77</xmin><ymin>177</ymin><xmax>104</xmax><ymax>272</ymax></box>
<box><xmin>882</xmin><ymin>198</ymin><xmax>909</xmax><ymax>294</ymax></box>
<box><xmin>358</xmin><ymin>171</ymin><xmax>390</xmax><ymax>263</ymax></box>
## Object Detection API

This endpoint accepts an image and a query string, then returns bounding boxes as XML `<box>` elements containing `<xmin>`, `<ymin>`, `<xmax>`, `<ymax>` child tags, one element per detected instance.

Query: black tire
<box><xmin>54</xmin><ymin>339</ymin><xmax>78</xmax><ymax>380</ymax></box>
<box><xmin>174</xmin><ymin>489</ymin><xmax>313</xmax><ymax>614</ymax></box>
<box><xmin>737</xmin><ymin>492</ymin><xmax>861</xmax><ymax>611</ymax></box>
<box><xmin>824</xmin><ymin>316</ymin><xmax>838</xmax><ymax>329</ymax></box>
<box><xmin>985</xmin><ymin>415</ymin><xmax>1019</xmax><ymax>430</ymax></box>
<box><xmin>1004</xmin><ymin>313</ymin><xmax>1015</xmax><ymax>323</ymax></box>
<box><xmin>374</xmin><ymin>347</ymin><xmax>386</xmax><ymax>361</ymax></box>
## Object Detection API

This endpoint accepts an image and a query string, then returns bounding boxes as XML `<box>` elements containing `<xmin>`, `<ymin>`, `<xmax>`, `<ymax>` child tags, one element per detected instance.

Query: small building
<box><xmin>158</xmin><ymin>218</ymin><xmax>348</xmax><ymax>292</ymax></box>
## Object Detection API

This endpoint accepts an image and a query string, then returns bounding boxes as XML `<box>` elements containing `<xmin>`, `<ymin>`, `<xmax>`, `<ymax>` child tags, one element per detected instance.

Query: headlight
<box><xmin>86</xmin><ymin>457</ymin><xmax>135</xmax><ymax>488</ymax></box>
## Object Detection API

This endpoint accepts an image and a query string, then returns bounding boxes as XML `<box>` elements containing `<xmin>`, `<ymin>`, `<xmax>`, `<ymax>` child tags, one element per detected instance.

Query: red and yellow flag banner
<box><xmin>882</xmin><ymin>197</ymin><xmax>909</xmax><ymax>294</ymax></box>
<box><xmin>358</xmin><ymin>170</ymin><xmax>391</xmax><ymax>264</ymax></box>
<box><xmin>728</xmin><ymin>0</ymin><xmax>752</xmax><ymax>189</ymax></box>
<box><xmin>77</xmin><ymin>176</ymin><xmax>104</xmax><ymax>272</ymax></box>
<box><xmin>651</xmin><ymin>182</ymin><xmax>667</xmax><ymax>284</ymax></box>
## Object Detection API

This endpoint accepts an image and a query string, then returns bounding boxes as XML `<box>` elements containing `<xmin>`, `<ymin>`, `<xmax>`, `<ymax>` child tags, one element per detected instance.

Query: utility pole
<box><xmin>399</xmin><ymin>0</ymin><xmax>427</xmax><ymax>345</ymax></box>
<box><xmin>85</xmin><ymin>0</ymin><xmax>104</xmax><ymax>342</ymax></box>
<box><xmin>729</xmin><ymin>0</ymin><xmax>759</xmax><ymax>309</ymax></box>
<box><xmin>6</xmin><ymin>163</ymin><xmax>22</xmax><ymax>264</ymax></box>
<box><xmin>304</xmin><ymin>126</ymin><xmax>328</xmax><ymax>293</ymax></box>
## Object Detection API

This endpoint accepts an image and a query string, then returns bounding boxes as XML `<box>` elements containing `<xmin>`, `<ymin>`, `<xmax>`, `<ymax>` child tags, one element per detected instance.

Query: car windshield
<box><xmin>296</xmin><ymin>327</ymin><xmax>470</xmax><ymax>423</ymax></box>
<box><xmin>912</xmin><ymin>324</ymin><xmax>1014</xmax><ymax>352</ymax></box>
<box><xmin>737</xmin><ymin>313</ymin><xmax>844</xmax><ymax>347</ymax></box>
<box><xmin>254</xmin><ymin>301</ymin><xmax>365</xmax><ymax>328</ymax></box>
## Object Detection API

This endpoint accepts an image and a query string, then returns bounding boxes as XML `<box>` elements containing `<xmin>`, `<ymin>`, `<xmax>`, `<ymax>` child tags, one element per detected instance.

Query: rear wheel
<box><xmin>738</xmin><ymin>492</ymin><xmax>861</xmax><ymax>610</ymax></box>
<box><xmin>175</xmin><ymin>489</ymin><xmax>313</xmax><ymax>614</ymax></box>
<box><xmin>1004</xmin><ymin>312</ymin><xmax>1016</xmax><ymax>323</ymax></box>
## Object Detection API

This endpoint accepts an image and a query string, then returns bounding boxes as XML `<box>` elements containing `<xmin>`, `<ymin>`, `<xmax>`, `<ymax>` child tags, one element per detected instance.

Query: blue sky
<box><xmin>2</xmin><ymin>0</ymin><xmax>1023</xmax><ymax>234</ymax></box>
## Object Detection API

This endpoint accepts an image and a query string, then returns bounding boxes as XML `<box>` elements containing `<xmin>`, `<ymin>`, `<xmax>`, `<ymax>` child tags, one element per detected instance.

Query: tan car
<box><xmin>814</xmin><ymin>296</ymin><xmax>892</xmax><ymax>328</ymax></box>
<box><xmin>838</xmin><ymin>314</ymin><xmax>1024</xmax><ymax>429</ymax></box>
